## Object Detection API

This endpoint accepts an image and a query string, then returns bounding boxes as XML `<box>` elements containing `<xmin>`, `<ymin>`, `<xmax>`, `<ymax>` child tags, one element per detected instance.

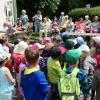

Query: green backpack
<box><xmin>58</xmin><ymin>68</ymin><xmax>80</xmax><ymax>100</ymax></box>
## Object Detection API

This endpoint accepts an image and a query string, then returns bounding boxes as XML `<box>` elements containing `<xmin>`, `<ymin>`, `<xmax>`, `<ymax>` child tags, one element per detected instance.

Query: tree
<box><xmin>17</xmin><ymin>0</ymin><xmax>61</xmax><ymax>18</ymax></box>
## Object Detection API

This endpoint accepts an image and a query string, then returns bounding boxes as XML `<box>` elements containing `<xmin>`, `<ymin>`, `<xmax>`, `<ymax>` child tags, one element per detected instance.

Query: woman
<box><xmin>20</xmin><ymin>9</ymin><xmax>29</xmax><ymax>29</ymax></box>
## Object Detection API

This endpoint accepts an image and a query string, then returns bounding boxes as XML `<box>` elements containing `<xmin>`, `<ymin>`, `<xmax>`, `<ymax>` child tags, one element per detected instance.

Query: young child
<box><xmin>78</xmin><ymin>44</ymin><xmax>96</xmax><ymax>76</ymax></box>
<box><xmin>60</xmin><ymin>49</ymin><xmax>90</xmax><ymax>99</ymax></box>
<box><xmin>20</xmin><ymin>47</ymin><xmax>49</xmax><ymax>100</ymax></box>
<box><xmin>0</xmin><ymin>49</ymin><xmax>15</xmax><ymax>100</ymax></box>
<box><xmin>47</xmin><ymin>46</ymin><xmax>62</xmax><ymax>100</ymax></box>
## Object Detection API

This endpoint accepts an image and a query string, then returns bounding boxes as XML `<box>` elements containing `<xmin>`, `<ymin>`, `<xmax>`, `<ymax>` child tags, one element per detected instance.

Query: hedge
<box><xmin>68</xmin><ymin>6</ymin><xmax>100</xmax><ymax>21</ymax></box>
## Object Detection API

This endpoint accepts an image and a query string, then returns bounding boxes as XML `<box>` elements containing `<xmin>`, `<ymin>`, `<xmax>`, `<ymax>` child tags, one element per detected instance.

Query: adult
<box><xmin>32</xmin><ymin>11</ymin><xmax>42</xmax><ymax>33</ymax></box>
<box><xmin>61</xmin><ymin>15</ymin><xmax>69</xmax><ymax>30</ymax></box>
<box><xmin>90</xmin><ymin>16</ymin><xmax>100</xmax><ymax>33</ymax></box>
<box><xmin>59</xmin><ymin>12</ymin><xmax>65</xmax><ymax>26</ymax></box>
<box><xmin>51</xmin><ymin>16</ymin><xmax>60</xmax><ymax>35</ymax></box>
<box><xmin>65</xmin><ymin>17</ymin><xmax>74</xmax><ymax>33</ymax></box>
<box><xmin>84</xmin><ymin>15</ymin><xmax>91</xmax><ymax>33</ymax></box>
<box><xmin>20</xmin><ymin>10</ymin><xmax>29</xmax><ymax>29</ymax></box>
<box><xmin>6</xmin><ymin>11</ymin><xmax>13</xmax><ymax>25</ymax></box>
<box><xmin>39</xmin><ymin>17</ymin><xmax>50</xmax><ymax>37</ymax></box>
<box><xmin>75</xmin><ymin>18</ymin><xmax>86</xmax><ymax>33</ymax></box>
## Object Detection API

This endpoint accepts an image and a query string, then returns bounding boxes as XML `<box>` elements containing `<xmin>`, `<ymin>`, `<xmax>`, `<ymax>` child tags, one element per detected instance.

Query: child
<box><xmin>47</xmin><ymin>46</ymin><xmax>62</xmax><ymax>100</ymax></box>
<box><xmin>78</xmin><ymin>44</ymin><xmax>96</xmax><ymax>75</ymax></box>
<box><xmin>13</xmin><ymin>41</ymin><xmax>28</xmax><ymax>96</ymax></box>
<box><xmin>20</xmin><ymin>47</ymin><xmax>49</xmax><ymax>100</ymax></box>
<box><xmin>0</xmin><ymin>49</ymin><xmax>15</xmax><ymax>100</ymax></box>
<box><xmin>59</xmin><ymin>49</ymin><xmax>90</xmax><ymax>100</ymax></box>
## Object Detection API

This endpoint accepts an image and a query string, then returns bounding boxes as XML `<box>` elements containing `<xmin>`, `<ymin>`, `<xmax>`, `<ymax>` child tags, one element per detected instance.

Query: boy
<box><xmin>47</xmin><ymin>46</ymin><xmax>62</xmax><ymax>100</ymax></box>
<box><xmin>20</xmin><ymin>47</ymin><xmax>49</xmax><ymax>100</ymax></box>
<box><xmin>60</xmin><ymin>49</ymin><xmax>90</xmax><ymax>100</ymax></box>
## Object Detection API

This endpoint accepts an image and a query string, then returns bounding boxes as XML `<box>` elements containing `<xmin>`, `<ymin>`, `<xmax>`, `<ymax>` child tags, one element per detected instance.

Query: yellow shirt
<box><xmin>47</xmin><ymin>57</ymin><xmax>62</xmax><ymax>84</ymax></box>
<box><xmin>24</xmin><ymin>67</ymin><xmax>39</xmax><ymax>74</ymax></box>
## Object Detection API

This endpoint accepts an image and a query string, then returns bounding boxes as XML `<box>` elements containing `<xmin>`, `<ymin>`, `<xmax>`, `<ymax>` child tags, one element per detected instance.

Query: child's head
<box><xmin>50</xmin><ymin>46</ymin><xmax>61</xmax><ymax>59</ymax></box>
<box><xmin>25</xmin><ymin>47</ymin><xmax>39</xmax><ymax>66</ymax></box>
<box><xmin>30</xmin><ymin>43</ymin><xmax>45</xmax><ymax>54</ymax></box>
<box><xmin>78</xmin><ymin>45</ymin><xmax>90</xmax><ymax>60</ymax></box>
<box><xmin>22</xmin><ymin>35</ymin><xmax>29</xmax><ymax>43</ymax></box>
<box><xmin>65</xmin><ymin>49</ymin><xmax>82</xmax><ymax>66</ymax></box>
<box><xmin>65</xmin><ymin>39</ymin><xmax>74</xmax><ymax>50</ymax></box>
<box><xmin>52</xmin><ymin>36</ymin><xmax>62</xmax><ymax>47</ymax></box>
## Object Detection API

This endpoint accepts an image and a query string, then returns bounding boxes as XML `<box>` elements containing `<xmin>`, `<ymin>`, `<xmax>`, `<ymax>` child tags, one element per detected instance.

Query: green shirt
<box><xmin>47</xmin><ymin>57</ymin><xmax>62</xmax><ymax>84</ymax></box>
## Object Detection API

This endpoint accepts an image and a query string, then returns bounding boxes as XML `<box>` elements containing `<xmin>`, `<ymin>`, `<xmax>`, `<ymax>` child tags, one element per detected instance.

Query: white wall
<box><xmin>0</xmin><ymin>0</ymin><xmax>6</xmax><ymax>30</ymax></box>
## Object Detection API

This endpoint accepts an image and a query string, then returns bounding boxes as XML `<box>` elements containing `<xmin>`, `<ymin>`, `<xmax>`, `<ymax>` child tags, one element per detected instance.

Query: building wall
<box><xmin>0</xmin><ymin>0</ymin><xmax>6</xmax><ymax>29</ymax></box>
<box><xmin>0</xmin><ymin>0</ymin><xmax>17</xmax><ymax>30</ymax></box>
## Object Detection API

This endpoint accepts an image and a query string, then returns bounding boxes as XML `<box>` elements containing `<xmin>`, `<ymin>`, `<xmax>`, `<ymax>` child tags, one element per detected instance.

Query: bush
<box><xmin>68</xmin><ymin>6</ymin><xmax>100</xmax><ymax>21</ymax></box>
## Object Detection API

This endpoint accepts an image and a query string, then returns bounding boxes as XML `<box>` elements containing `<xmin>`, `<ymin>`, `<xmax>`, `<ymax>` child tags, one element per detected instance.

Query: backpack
<box><xmin>58</xmin><ymin>68</ymin><xmax>80</xmax><ymax>100</ymax></box>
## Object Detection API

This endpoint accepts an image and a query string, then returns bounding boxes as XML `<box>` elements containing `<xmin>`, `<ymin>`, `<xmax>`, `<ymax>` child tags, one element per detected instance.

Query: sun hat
<box><xmin>65</xmin><ymin>49</ymin><xmax>82</xmax><ymax>64</ymax></box>
<box><xmin>14</xmin><ymin>41</ymin><xmax>28</xmax><ymax>54</ymax></box>
<box><xmin>0</xmin><ymin>44</ymin><xmax>11</xmax><ymax>58</ymax></box>
<box><xmin>78</xmin><ymin>44</ymin><xmax>90</xmax><ymax>52</ymax></box>
<box><xmin>0</xmin><ymin>48</ymin><xmax>8</xmax><ymax>62</ymax></box>
<box><xmin>30</xmin><ymin>43</ymin><xmax>45</xmax><ymax>50</ymax></box>
<box><xmin>92</xmin><ymin>36</ymin><xmax>100</xmax><ymax>43</ymax></box>
<box><xmin>65</xmin><ymin>39</ymin><xmax>75</xmax><ymax>50</ymax></box>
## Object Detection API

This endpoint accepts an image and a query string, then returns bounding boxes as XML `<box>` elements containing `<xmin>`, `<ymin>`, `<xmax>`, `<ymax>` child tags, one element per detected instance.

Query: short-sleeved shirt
<box><xmin>47</xmin><ymin>57</ymin><xmax>62</xmax><ymax>84</ymax></box>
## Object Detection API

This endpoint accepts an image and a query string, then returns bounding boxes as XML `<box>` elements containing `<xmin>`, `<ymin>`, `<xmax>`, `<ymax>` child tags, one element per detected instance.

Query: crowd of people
<box><xmin>32</xmin><ymin>11</ymin><xmax>100</xmax><ymax>37</ymax></box>
<box><xmin>0</xmin><ymin>9</ymin><xmax>100</xmax><ymax>100</ymax></box>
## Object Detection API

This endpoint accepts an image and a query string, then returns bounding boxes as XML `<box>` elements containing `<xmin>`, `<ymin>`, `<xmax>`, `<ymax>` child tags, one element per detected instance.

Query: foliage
<box><xmin>68</xmin><ymin>6</ymin><xmax>100</xmax><ymax>21</ymax></box>
<box><xmin>17</xmin><ymin>0</ymin><xmax>100</xmax><ymax>19</ymax></box>
<box><xmin>17</xmin><ymin>0</ymin><xmax>60</xmax><ymax>18</ymax></box>
<box><xmin>68</xmin><ymin>0</ymin><xmax>86</xmax><ymax>10</ymax></box>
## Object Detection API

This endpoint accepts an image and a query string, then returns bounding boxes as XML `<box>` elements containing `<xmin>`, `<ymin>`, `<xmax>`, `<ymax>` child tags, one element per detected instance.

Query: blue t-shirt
<box><xmin>21</xmin><ymin>69</ymin><xmax>49</xmax><ymax>100</ymax></box>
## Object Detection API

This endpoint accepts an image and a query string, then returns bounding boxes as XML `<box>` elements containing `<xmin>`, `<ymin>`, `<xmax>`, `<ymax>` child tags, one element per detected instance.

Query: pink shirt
<box><xmin>93</xmin><ymin>54</ymin><xmax>100</xmax><ymax>70</ymax></box>
<box><xmin>76</xmin><ymin>22</ymin><xmax>86</xmax><ymax>31</ymax></box>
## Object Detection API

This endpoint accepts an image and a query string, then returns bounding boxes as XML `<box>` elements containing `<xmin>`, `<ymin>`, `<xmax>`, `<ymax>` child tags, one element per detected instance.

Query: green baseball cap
<box><xmin>65</xmin><ymin>39</ymin><xmax>74</xmax><ymax>50</ymax></box>
<box><xmin>65</xmin><ymin>49</ymin><xmax>82</xmax><ymax>64</ymax></box>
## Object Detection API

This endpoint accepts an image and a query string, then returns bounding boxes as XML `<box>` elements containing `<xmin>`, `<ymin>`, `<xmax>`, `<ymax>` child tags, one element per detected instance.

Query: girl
<box><xmin>0</xmin><ymin>49</ymin><xmax>15</xmax><ymax>100</ymax></box>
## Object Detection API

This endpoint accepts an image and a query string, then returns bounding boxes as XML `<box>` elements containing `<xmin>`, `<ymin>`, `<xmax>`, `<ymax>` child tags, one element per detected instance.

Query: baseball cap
<box><xmin>65</xmin><ymin>39</ymin><xmax>75</xmax><ymax>50</ymax></box>
<box><xmin>43</xmin><ymin>37</ymin><xmax>51</xmax><ymax>44</ymax></box>
<box><xmin>61</xmin><ymin>32</ymin><xmax>71</xmax><ymax>42</ymax></box>
<box><xmin>75</xmin><ymin>37</ymin><xmax>87</xmax><ymax>47</ymax></box>
<box><xmin>78</xmin><ymin>44</ymin><xmax>90</xmax><ymax>52</ymax></box>
<box><xmin>65</xmin><ymin>49</ymin><xmax>82</xmax><ymax>64</ymax></box>
<box><xmin>30</xmin><ymin>43</ymin><xmax>45</xmax><ymax>50</ymax></box>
